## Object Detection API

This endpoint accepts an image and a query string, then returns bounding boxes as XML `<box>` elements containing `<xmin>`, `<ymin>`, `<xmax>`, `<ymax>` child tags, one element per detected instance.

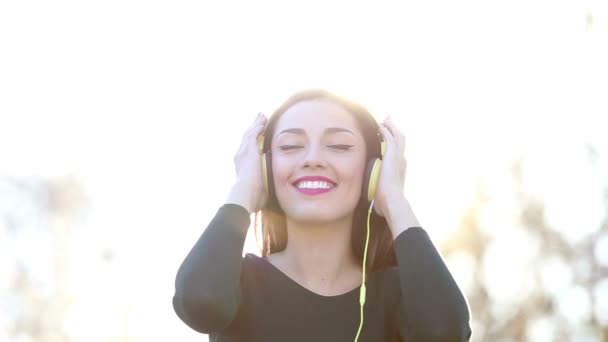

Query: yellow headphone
<box><xmin>257</xmin><ymin>130</ymin><xmax>386</xmax><ymax>342</ymax></box>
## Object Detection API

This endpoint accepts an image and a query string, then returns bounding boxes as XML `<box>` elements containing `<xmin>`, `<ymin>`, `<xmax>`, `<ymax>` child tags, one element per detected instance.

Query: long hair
<box><xmin>254</xmin><ymin>89</ymin><xmax>397</xmax><ymax>274</ymax></box>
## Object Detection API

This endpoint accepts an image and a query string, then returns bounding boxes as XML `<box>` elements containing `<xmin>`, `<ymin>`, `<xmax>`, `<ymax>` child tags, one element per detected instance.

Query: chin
<box><xmin>276</xmin><ymin>185</ymin><xmax>360</xmax><ymax>223</ymax></box>
<box><xmin>283</xmin><ymin>202</ymin><xmax>356</xmax><ymax>223</ymax></box>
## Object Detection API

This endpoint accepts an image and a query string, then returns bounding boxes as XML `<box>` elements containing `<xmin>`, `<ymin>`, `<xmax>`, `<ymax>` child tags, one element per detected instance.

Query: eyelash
<box><xmin>330</xmin><ymin>144</ymin><xmax>354</xmax><ymax>151</ymax></box>
<box><xmin>279</xmin><ymin>145</ymin><xmax>353</xmax><ymax>151</ymax></box>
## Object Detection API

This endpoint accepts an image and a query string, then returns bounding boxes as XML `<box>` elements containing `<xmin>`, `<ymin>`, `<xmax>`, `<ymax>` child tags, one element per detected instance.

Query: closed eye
<box><xmin>329</xmin><ymin>144</ymin><xmax>354</xmax><ymax>150</ymax></box>
<box><xmin>279</xmin><ymin>145</ymin><xmax>303</xmax><ymax>151</ymax></box>
<box><xmin>279</xmin><ymin>145</ymin><xmax>353</xmax><ymax>151</ymax></box>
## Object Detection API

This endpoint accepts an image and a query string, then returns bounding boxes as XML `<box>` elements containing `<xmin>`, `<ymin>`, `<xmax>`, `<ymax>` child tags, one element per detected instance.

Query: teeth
<box><xmin>296</xmin><ymin>181</ymin><xmax>333</xmax><ymax>189</ymax></box>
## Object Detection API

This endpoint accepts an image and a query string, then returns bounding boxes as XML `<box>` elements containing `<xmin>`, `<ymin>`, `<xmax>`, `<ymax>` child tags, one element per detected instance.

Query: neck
<box><xmin>279</xmin><ymin>213</ymin><xmax>361</xmax><ymax>295</ymax></box>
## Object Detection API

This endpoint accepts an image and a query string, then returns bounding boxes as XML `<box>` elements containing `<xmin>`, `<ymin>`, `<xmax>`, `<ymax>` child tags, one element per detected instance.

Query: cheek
<box><xmin>338</xmin><ymin>158</ymin><xmax>366</xmax><ymax>188</ymax></box>
<box><xmin>271</xmin><ymin>156</ymin><xmax>292</xmax><ymax>186</ymax></box>
<box><xmin>271</xmin><ymin>154</ymin><xmax>367</xmax><ymax>190</ymax></box>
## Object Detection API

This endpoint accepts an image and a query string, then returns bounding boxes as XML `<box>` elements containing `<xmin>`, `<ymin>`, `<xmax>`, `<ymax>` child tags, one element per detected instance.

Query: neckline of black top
<box><xmin>248</xmin><ymin>253</ymin><xmax>362</xmax><ymax>302</ymax></box>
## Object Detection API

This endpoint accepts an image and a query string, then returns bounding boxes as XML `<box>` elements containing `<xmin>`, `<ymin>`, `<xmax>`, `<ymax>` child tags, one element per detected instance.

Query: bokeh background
<box><xmin>1</xmin><ymin>1</ymin><xmax>607</xmax><ymax>341</ymax></box>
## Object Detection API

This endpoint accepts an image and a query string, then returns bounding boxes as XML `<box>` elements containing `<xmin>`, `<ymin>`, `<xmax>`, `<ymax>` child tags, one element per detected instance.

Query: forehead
<box><xmin>274</xmin><ymin>100</ymin><xmax>360</xmax><ymax>136</ymax></box>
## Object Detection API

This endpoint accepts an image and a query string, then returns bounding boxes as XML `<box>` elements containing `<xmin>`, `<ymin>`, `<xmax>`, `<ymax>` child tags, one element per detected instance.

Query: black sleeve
<box><xmin>172</xmin><ymin>203</ymin><xmax>251</xmax><ymax>333</ymax></box>
<box><xmin>394</xmin><ymin>227</ymin><xmax>472</xmax><ymax>342</ymax></box>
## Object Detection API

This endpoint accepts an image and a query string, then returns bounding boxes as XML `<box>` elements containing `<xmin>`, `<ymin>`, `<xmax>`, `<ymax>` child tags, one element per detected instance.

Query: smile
<box><xmin>293</xmin><ymin>180</ymin><xmax>336</xmax><ymax>195</ymax></box>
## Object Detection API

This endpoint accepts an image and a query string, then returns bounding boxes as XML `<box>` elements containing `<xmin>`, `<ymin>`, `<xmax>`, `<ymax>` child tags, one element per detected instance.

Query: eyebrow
<box><xmin>277</xmin><ymin>127</ymin><xmax>354</xmax><ymax>136</ymax></box>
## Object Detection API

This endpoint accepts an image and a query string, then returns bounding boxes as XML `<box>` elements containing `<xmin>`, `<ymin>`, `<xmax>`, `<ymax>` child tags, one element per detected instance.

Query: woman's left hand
<box><xmin>373</xmin><ymin>116</ymin><xmax>407</xmax><ymax>217</ymax></box>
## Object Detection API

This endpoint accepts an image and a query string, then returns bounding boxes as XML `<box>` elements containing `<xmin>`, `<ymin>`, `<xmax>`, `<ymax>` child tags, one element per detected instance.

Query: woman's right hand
<box><xmin>225</xmin><ymin>113</ymin><xmax>268</xmax><ymax>214</ymax></box>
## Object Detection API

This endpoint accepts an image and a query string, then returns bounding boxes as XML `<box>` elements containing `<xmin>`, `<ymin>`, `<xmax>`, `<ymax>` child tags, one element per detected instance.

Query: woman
<box><xmin>173</xmin><ymin>89</ymin><xmax>471</xmax><ymax>341</ymax></box>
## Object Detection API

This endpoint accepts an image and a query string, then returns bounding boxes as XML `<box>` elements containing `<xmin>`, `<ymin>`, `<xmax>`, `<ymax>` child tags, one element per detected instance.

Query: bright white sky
<box><xmin>1</xmin><ymin>1</ymin><xmax>607</xmax><ymax>341</ymax></box>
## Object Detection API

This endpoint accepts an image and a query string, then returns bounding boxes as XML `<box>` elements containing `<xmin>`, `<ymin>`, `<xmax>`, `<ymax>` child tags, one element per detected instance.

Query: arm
<box><xmin>173</xmin><ymin>113</ymin><xmax>266</xmax><ymax>333</ymax></box>
<box><xmin>386</xmin><ymin>196</ymin><xmax>472</xmax><ymax>342</ymax></box>
<box><xmin>172</xmin><ymin>202</ymin><xmax>251</xmax><ymax>333</ymax></box>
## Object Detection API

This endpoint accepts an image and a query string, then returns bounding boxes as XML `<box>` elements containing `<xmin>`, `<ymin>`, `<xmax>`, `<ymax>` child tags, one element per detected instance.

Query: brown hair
<box><xmin>254</xmin><ymin>89</ymin><xmax>397</xmax><ymax>274</ymax></box>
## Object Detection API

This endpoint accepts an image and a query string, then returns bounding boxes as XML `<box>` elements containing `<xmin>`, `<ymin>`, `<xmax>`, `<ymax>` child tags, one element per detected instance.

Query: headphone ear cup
<box><xmin>363</xmin><ymin>158</ymin><xmax>382</xmax><ymax>202</ymax></box>
<box><xmin>262</xmin><ymin>151</ymin><xmax>284</xmax><ymax>213</ymax></box>
<box><xmin>261</xmin><ymin>152</ymin><xmax>272</xmax><ymax>195</ymax></box>
<box><xmin>258</xmin><ymin>134</ymin><xmax>282</xmax><ymax>213</ymax></box>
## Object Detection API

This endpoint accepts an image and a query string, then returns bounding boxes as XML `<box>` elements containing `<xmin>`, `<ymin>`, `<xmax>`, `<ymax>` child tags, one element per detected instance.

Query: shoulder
<box><xmin>243</xmin><ymin>253</ymin><xmax>267</xmax><ymax>269</ymax></box>
<box><xmin>367</xmin><ymin>265</ymin><xmax>402</xmax><ymax>302</ymax></box>
<box><xmin>238</xmin><ymin>253</ymin><xmax>283</xmax><ymax>302</ymax></box>
<box><xmin>241</xmin><ymin>253</ymin><xmax>272</xmax><ymax>281</ymax></box>
<box><xmin>370</xmin><ymin>266</ymin><xmax>401</xmax><ymax>291</ymax></box>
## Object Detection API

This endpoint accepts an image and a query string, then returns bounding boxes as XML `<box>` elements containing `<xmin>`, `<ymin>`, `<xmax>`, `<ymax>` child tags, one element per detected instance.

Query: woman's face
<box><xmin>271</xmin><ymin>99</ymin><xmax>367</xmax><ymax>224</ymax></box>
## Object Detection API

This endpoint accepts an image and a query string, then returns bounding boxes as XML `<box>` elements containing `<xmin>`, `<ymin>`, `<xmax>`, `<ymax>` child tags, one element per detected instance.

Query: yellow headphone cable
<box><xmin>353</xmin><ymin>199</ymin><xmax>374</xmax><ymax>342</ymax></box>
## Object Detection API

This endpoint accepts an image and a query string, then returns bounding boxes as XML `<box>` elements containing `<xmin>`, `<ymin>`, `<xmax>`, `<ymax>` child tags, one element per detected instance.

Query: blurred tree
<box><xmin>1</xmin><ymin>176</ymin><xmax>89</xmax><ymax>342</ymax></box>
<box><xmin>441</xmin><ymin>151</ymin><xmax>607</xmax><ymax>341</ymax></box>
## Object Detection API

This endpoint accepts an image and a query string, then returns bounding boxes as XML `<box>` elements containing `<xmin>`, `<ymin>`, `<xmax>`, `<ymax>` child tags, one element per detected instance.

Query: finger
<box><xmin>383</xmin><ymin>117</ymin><xmax>401</xmax><ymax>137</ymax></box>
<box><xmin>246</xmin><ymin>119</ymin><xmax>267</xmax><ymax>139</ymax></box>
<box><xmin>239</xmin><ymin>123</ymin><xmax>266</xmax><ymax>152</ymax></box>
<box><xmin>384</xmin><ymin>117</ymin><xmax>405</xmax><ymax>152</ymax></box>
<box><xmin>398</xmin><ymin>134</ymin><xmax>406</xmax><ymax>153</ymax></box>
<box><xmin>393</xmin><ymin>129</ymin><xmax>405</xmax><ymax>152</ymax></box>
<box><xmin>248</xmin><ymin>112</ymin><xmax>267</xmax><ymax>129</ymax></box>
<box><xmin>246</xmin><ymin>123</ymin><xmax>266</xmax><ymax>139</ymax></box>
<box><xmin>378</xmin><ymin>124</ymin><xmax>394</xmax><ymax>144</ymax></box>
<box><xmin>383</xmin><ymin>116</ymin><xmax>394</xmax><ymax>135</ymax></box>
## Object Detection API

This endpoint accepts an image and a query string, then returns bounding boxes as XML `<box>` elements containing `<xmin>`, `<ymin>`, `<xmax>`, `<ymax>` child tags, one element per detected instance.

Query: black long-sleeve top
<box><xmin>173</xmin><ymin>204</ymin><xmax>471</xmax><ymax>341</ymax></box>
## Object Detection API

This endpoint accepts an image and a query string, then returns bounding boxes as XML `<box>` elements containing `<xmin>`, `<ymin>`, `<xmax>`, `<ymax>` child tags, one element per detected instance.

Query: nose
<box><xmin>302</xmin><ymin>144</ymin><xmax>326</xmax><ymax>169</ymax></box>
